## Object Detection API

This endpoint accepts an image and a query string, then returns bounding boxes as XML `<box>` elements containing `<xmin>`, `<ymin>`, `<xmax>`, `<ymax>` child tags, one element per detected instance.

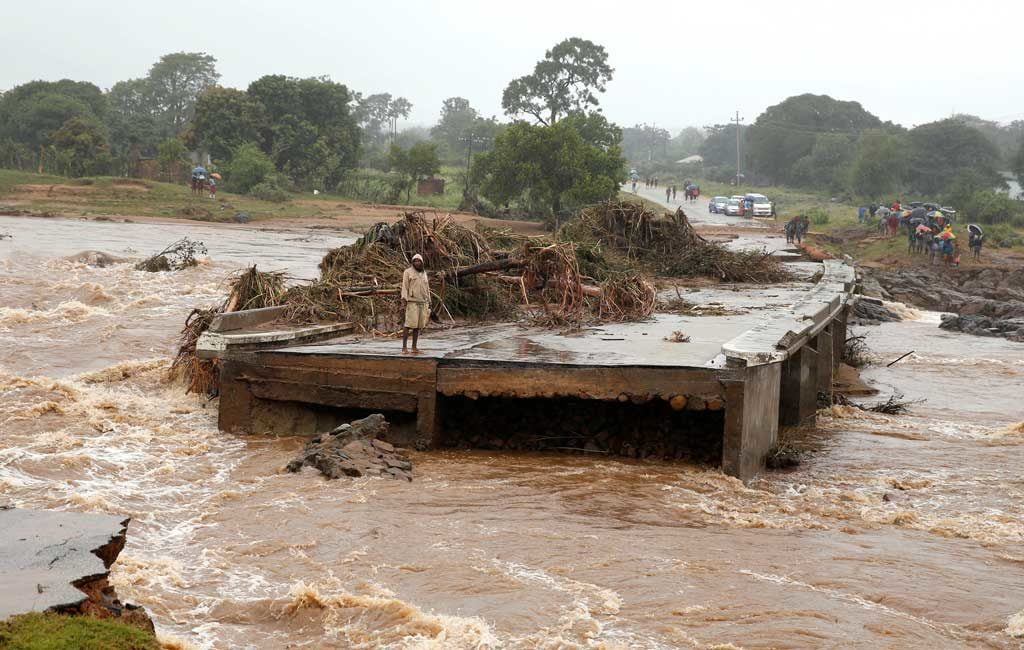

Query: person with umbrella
<box><xmin>968</xmin><ymin>224</ymin><xmax>984</xmax><ymax>261</ymax></box>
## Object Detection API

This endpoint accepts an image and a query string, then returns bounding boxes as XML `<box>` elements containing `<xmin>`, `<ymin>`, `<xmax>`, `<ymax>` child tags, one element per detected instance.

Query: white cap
<box><xmin>412</xmin><ymin>254</ymin><xmax>423</xmax><ymax>262</ymax></box>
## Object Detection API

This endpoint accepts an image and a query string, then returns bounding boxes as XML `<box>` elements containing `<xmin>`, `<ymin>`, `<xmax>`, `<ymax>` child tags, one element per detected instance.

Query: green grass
<box><xmin>0</xmin><ymin>612</ymin><xmax>158</xmax><ymax>650</ymax></box>
<box><xmin>0</xmin><ymin>164</ymin><xmax>484</xmax><ymax>222</ymax></box>
<box><xmin>0</xmin><ymin>169</ymin><xmax>334</xmax><ymax>222</ymax></box>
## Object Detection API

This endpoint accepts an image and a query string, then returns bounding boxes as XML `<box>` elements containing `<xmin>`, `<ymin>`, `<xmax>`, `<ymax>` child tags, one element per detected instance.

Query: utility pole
<box><xmin>731</xmin><ymin>110</ymin><xmax>744</xmax><ymax>186</ymax></box>
<box><xmin>458</xmin><ymin>132</ymin><xmax>490</xmax><ymax>197</ymax></box>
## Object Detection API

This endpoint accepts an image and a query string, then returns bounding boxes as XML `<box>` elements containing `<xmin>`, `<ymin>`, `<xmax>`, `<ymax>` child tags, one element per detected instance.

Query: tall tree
<box><xmin>147</xmin><ymin>52</ymin><xmax>220</xmax><ymax>136</ymax></box>
<box><xmin>699</xmin><ymin>123</ymin><xmax>746</xmax><ymax>167</ymax></box>
<box><xmin>746</xmin><ymin>94</ymin><xmax>882</xmax><ymax>184</ymax></box>
<box><xmin>906</xmin><ymin>119</ymin><xmax>1003</xmax><ymax>195</ymax></box>
<box><xmin>50</xmin><ymin>117</ymin><xmax>111</xmax><ymax>177</ymax></box>
<box><xmin>355</xmin><ymin>93</ymin><xmax>411</xmax><ymax>148</ymax></box>
<box><xmin>431</xmin><ymin>97</ymin><xmax>478</xmax><ymax>155</ymax></box>
<box><xmin>388</xmin><ymin>141</ymin><xmax>441</xmax><ymax>202</ymax></box>
<box><xmin>501</xmin><ymin>37</ymin><xmax>613</xmax><ymax>125</ymax></box>
<box><xmin>850</xmin><ymin>129</ymin><xmax>908</xmax><ymax>199</ymax></box>
<box><xmin>193</xmin><ymin>87</ymin><xmax>267</xmax><ymax>162</ymax></box>
<box><xmin>240</xmin><ymin>75</ymin><xmax>360</xmax><ymax>187</ymax></box>
<box><xmin>0</xmin><ymin>80</ymin><xmax>107</xmax><ymax>150</ymax></box>
<box><xmin>106</xmin><ymin>78</ymin><xmax>159</xmax><ymax>157</ymax></box>
<box><xmin>472</xmin><ymin>118</ymin><xmax>624</xmax><ymax>222</ymax></box>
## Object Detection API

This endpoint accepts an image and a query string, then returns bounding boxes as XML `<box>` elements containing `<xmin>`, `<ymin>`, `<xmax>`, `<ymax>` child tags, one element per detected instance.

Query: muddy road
<box><xmin>1</xmin><ymin>215</ymin><xmax>1022</xmax><ymax>648</ymax></box>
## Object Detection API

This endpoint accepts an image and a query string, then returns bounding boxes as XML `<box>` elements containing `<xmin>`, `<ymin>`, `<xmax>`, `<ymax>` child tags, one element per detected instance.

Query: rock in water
<box><xmin>286</xmin><ymin>413</ymin><xmax>412</xmax><ymax>481</ymax></box>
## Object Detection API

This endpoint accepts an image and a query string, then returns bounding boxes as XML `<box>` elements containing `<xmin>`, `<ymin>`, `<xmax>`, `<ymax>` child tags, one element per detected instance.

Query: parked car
<box><xmin>709</xmin><ymin>196</ymin><xmax>729</xmax><ymax>213</ymax></box>
<box><xmin>745</xmin><ymin>193</ymin><xmax>773</xmax><ymax>217</ymax></box>
<box><xmin>725</xmin><ymin>198</ymin><xmax>744</xmax><ymax>216</ymax></box>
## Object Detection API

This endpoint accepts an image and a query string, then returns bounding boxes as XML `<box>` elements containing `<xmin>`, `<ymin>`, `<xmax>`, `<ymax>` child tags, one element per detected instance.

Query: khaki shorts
<box><xmin>404</xmin><ymin>302</ymin><xmax>429</xmax><ymax>329</ymax></box>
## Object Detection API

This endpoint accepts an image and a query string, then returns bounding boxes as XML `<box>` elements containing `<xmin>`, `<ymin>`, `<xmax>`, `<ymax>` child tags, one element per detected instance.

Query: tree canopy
<box><xmin>472</xmin><ymin>114</ymin><xmax>624</xmax><ymax>223</ymax></box>
<box><xmin>501</xmin><ymin>37</ymin><xmax>613</xmax><ymax>125</ymax></box>
<box><xmin>746</xmin><ymin>94</ymin><xmax>882</xmax><ymax>184</ymax></box>
<box><xmin>906</xmin><ymin>119</ymin><xmax>1004</xmax><ymax>195</ymax></box>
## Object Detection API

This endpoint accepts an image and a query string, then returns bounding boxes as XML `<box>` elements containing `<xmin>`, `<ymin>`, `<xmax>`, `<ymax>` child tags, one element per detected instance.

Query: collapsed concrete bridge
<box><xmin>201</xmin><ymin>260</ymin><xmax>857</xmax><ymax>481</ymax></box>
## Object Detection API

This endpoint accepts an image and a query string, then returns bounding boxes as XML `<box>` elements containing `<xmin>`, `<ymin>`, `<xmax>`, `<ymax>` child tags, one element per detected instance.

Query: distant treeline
<box><xmin>2</xmin><ymin>47</ymin><xmax>1022</xmax><ymax>224</ymax></box>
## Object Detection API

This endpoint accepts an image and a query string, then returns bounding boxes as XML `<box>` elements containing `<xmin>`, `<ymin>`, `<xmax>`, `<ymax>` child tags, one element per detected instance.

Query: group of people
<box><xmin>860</xmin><ymin>200</ymin><xmax>980</xmax><ymax>266</ymax></box>
<box><xmin>659</xmin><ymin>183</ymin><xmax>700</xmax><ymax>203</ymax></box>
<box><xmin>190</xmin><ymin>166</ymin><xmax>218</xmax><ymax>198</ymax></box>
<box><xmin>784</xmin><ymin>215</ymin><xmax>811</xmax><ymax>244</ymax></box>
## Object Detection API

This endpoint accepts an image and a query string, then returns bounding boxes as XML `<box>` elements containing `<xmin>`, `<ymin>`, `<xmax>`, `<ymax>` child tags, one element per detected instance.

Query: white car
<box><xmin>724</xmin><ymin>198</ymin><xmax>744</xmax><ymax>216</ymax></box>
<box><xmin>746</xmin><ymin>193</ymin><xmax>773</xmax><ymax>217</ymax></box>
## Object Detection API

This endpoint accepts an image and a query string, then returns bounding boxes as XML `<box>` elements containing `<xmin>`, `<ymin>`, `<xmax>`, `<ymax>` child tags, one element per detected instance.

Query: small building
<box><xmin>417</xmin><ymin>177</ymin><xmax>445</xmax><ymax>196</ymax></box>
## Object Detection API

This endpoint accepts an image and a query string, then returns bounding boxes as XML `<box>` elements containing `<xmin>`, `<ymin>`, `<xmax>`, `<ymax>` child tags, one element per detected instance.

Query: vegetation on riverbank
<box><xmin>0</xmin><ymin>612</ymin><xmax>158</xmax><ymax>650</ymax></box>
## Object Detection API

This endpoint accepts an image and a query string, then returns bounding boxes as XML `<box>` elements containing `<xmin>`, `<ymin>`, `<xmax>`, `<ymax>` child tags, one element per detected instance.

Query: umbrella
<box><xmin>210</xmin><ymin>172</ymin><xmax>222</xmax><ymax>180</ymax></box>
<box><xmin>192</xmin><ymin>166</ymin><xmax>207</xmax><ymax>175</ymax></box>
<box><xmin>968</xmin><ymin>224</ymin><xmax>984</xmax><ymax>236</ymax></box>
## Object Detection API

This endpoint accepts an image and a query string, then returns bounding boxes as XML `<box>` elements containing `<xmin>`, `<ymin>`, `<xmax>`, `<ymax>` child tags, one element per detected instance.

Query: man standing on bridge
<box><xmin>401</xmin><ymin>253</ymin><xmax>430</xmax><ymax>353</ymax></box>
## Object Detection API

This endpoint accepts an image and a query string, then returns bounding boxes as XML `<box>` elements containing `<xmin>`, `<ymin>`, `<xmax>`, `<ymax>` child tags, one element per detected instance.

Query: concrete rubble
<box><xmin>286</xmin><ymin>413</ymin><xmax>413</xmax><ymax>481</ymax></box>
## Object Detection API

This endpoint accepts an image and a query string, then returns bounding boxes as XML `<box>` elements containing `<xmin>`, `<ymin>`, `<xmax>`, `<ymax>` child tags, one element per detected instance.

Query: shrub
<box><xmin>248</xmin><ymin>181</ymin><xmax>289</xmax><ymax>203</ymax></box>
<box><xmin>226</xmin><ymin>142</ymin><xmax>275</xmax><ymax>194</ymax></box>
<box><xmin>334</xmin><ymin>169</ymin><xmax>404</xmax><ymax>204</ymax></box>
<box><xmin>808</xmin><ymin>208</ymin><xmax>830</xmax><ymax>225</ymax></box>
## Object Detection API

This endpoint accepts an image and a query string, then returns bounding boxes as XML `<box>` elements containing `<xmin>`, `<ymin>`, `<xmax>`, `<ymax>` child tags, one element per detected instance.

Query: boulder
<box><xmin>286</xmin><ymin>413</ymin><xmax>412</xmax><ymax>481</ymax></box>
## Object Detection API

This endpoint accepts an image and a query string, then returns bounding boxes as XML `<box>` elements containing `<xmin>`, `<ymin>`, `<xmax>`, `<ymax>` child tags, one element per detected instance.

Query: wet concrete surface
<box><xmin>0</xmin><ymin>508</ymin><xmax>129</xmax><ymax>618</ymax></box>
<box><xmin>278</xmin><ymin>279</ymin><xmax>826</xmax><ymax>369</ymax></box>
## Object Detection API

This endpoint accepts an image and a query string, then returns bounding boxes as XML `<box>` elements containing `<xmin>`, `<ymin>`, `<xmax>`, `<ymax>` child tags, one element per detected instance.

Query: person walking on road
<box><xmin>666</xmin><ymin>186</ymin><xmax>672</xmax><ymax>203</ymax></box>
<box><xmin>401</xmin><ymin>254</ymin><xmax>430</xmax><ymax>353</ymax></box>
<box><xmin>672</xmin><ymin>185</ymin><xmax>677</xmax><ymax>201</ymax></box>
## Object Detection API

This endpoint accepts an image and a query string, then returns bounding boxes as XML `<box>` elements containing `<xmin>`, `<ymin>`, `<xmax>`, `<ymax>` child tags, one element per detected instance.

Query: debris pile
<box><xmin>558</xmin><ymin>201</ymin><xmax>791</xmax><ymax>282</ymax></box>
<box><xmin>285</xmin><ymin>414</ymin><xmax>412</xmax><ymax>480</ymax></box>
<box><xmin>296</xmin><ymin>210</ymin><xmax>656</xmax><ymax>328</ymax></box>
<box><xmin>135</xmin><ymin>237</ymin><xmax>207</xmax><ymax>272</ymax></box>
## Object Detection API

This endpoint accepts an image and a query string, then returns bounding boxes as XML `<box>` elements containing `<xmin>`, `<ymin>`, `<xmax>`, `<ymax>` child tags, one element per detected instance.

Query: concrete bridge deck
<box><xmin>207</xmin><ymin>260</ymin><xmax>857</xmax><ymax>481</ymax></box>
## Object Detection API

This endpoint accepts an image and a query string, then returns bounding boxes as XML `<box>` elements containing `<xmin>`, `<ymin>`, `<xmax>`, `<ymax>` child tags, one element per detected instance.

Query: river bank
<box><xmin>2</xmin><ymin>213</ymin><xmax>1023</xmax><ymax>648</ymax></box>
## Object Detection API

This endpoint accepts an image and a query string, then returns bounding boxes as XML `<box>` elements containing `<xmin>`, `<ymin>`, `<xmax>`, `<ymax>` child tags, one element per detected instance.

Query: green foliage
<box><xmin>156</xmin><ymin>138</ymin><xmax>188</xmax><ymax>176</ymax></box>
<box><xmin>472</xmin><ymin>114</ymin><xmax>625</xmax><ymax>224</ymax></box>
<box><xmin>192</xmin><ymin>87</ymin><xmax>266</xmax><ymax>161</ymax></box>
<box><xmin>699</xmin><ymin>123</ymin><xmax>746</xmax><ymax>167</ymax></box>
<box><xmin>239</xmin><ymin>75</ymin><xmax>361</xmax><ymax>189</ymax></box>
<box><xmin>352</xmin><ymin>92</ymin><xmax>412</xmax><ymax>151</ymax></box>
<box><xmin>1012</xmin><ymin>139</ymin><xmax>1024</xmax><ymax>186</ymax></box>
<box><xmin>106</xmin><ymin>78</ymin><xmax>160</xmax><ymax>158</ymax></box>
<box><xmin>50</xmin><ymin>117</ymin><xmax>112</xmax><ymax>177</ymax></box>
<box><xmin>0</xmin><ymin>80</ymin><xmax>108</xmax><ymax>150</ymax></box>
<box><xmin>956</xmin><ymin>187</ymin><xmax>1021</xmax><ymax>224</ymax></box>
<box><xmin>334</xmin><ymin>168</ymin><xmax>404</xmax><ymax>203</ymax></box>
<box><xmin>790</xmin><ymin>133</ymin><xmax>856</xmax><ymax>191</ymax></box>
<box><xmin>808</xmin><ymin>208</ymin><xmax>830</xmax><ymax>225</ymax></box>
<box><xmin>388</xmin><ymin>141</ymin><xmax>441</xmax><ymax>202</ymax></box>
<box><xmin>746</xmin><ymin>94</ymin><xmax>883</xmax><ymax>184</ymax></box>
<box><xmin>851</xmin><ymin>129</ymin><xmax>908</xmax><ymax>198</ymax></box>
<box><xmin>430</xmin><ymin>97</ymin><xmax>500</xmax><ymax>163</ymax></box>
<box><xmin>147</xmin><ymin>52</ymin><xmax>220</xmax><ymax>135</ymax></box>
<box><xmin>501</xmin><ymin>37</ymin><xmax>613</xmax><ymax>125</ymax></box>
<box><xmin>907</xmin><ymin>119</ymin><xmax>1003</xmax><ymax>195</ymax></box>
<box><xmin>621</xmin><ymin>124</ymin><xmax>670</xmax><ymax>162</ymax></box>
<box><xmin>248</xmin><ymin>180</ymin><xmax>290</xmax><ymax>202</ymax></box>
<box><xmin>0</xmin><ymin>612</ymin><xmax>158</xmax><ymax>650</ymax></box>
<box><xmin>225</xmin><ymin>142</ymin><xmax>275</xmax><ymax>193</ymax></box>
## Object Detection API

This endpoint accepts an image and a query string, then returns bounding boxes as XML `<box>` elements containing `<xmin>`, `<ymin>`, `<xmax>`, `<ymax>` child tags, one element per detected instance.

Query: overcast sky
<box><xmin>3</xmin><ymin>0</ymin><xmax>1022</xmax><ymax>133</ymax></box>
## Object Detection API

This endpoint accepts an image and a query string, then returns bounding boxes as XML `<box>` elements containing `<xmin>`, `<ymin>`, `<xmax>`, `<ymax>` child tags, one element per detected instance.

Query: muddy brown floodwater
<box><xmin>1</xmin><ymin>215</ymin><xmax>1022</xmax><ymax>649</ymax></box>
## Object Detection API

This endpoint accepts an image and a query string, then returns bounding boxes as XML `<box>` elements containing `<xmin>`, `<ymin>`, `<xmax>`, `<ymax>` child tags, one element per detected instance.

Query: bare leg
<box><xmin>411</xmin><ymin>328</ymin><xmax>419</xmax><ymax>352</ymax></box>
<box><xmin>402</xmin><ymin>327</ymin><xmax>410</xmax><ymax>351</ymax></box>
